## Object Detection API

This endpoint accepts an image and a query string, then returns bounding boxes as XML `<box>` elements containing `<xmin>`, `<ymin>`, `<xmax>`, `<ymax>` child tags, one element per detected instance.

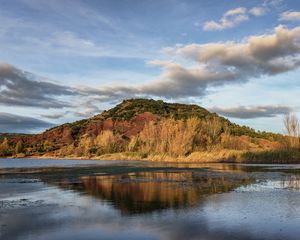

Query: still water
<box><xmin>1</xmin><ymin>158</ymin><xmax>300</xmax><ymax>240</ymax></box>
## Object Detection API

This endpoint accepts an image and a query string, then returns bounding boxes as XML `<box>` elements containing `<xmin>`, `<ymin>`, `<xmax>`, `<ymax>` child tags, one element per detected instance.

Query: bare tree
<box><xmin>284</xmin><ymin>113</ymin><xmax>300</xmax><ymax>148</ymax></box>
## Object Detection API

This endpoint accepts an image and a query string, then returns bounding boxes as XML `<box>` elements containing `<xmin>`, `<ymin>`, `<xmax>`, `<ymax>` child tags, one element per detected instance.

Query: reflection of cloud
<box><xmin>0</xmin><ymin>112</ymin><xmax>53</xmax><ymax>133</ymax></box>
<box><xmin>210</xmin><ymin>105</ymin><xmax>292</xmax><ymax>119</ymax></box>
<box><xmin>1</xmin><ymin>167</ymin><xmax>293</xmax><ymax>240</ymax></box>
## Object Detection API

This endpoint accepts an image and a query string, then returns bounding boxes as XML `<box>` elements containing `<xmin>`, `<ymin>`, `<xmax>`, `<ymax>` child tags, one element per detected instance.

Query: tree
<box><xmin>283</xmin><ymin>113</ymin><xmax>300</xmax><ymax>148</ymax></box>
<box><xmin>15</xmin><ymin>140</ymin><xmax>24</xmax><ymax>154</ymax></box>
<box><xmin>95</xmin><ymin>131</ymin><xmax>124</xmax><ymax>154</ymax></box>
<box><xmin>0</xmin><ymin>138</ymin><xmax>10</xmax><ymax>156</ymax></box>
<box><xmin>137</xmin><ymin>118</ymin><xmax>207</xmax><ymax>156</ymax></box>
<box><xmin>77</xmin><ymin>135</ymin><xmax>94</xmax><ymax>156</ymax></box>
<box><xmin>128</xmin><ymin>136</ymin><xmax>139</xmax><ymax>152</ymax></box>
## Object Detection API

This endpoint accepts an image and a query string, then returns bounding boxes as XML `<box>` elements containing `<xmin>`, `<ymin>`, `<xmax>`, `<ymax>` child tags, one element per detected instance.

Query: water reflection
<box><xmin>2</xmin><ymin>161</ymin><xmax>300</xmax><ymax>240</ymax></box>
<box><xmin>54</xmin><ymin>171</ymin><xmax>253</xmax><ymax>214</ymax></box>
<box><xmin>281</xmin><ymin>175</ymin><xmax>300</xmax><ymax>190</ymax></box>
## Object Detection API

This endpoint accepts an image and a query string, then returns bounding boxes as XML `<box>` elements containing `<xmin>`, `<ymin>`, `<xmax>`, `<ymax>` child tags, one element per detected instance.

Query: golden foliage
<box><xmin>136</xmin><ymin>117</ymin><xmax>224</xmax><ymax>157</ymax></box>
<box><xmin>95</xmin><ymin>131</ymin><xmax>115</xmax><ymax>151</ymax></box>
<box><xmin>221</xmin><ymin>134</ymin><xmax>248</xmax><ymax>150</ymax></box>
<box><xmin>0</xmin><ymin>138</ymin><xmax>10</xmax><ymax>156</ymax></box>
<box><xmin>15</xmin><ymin>140</ymin><xmax>24</xmax><ymax>154</ymax></box>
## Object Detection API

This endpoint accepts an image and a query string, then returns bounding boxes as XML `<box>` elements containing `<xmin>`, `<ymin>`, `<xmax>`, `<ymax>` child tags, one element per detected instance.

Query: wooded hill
<box><xmin>0</xmin><ymin>99</ymin><xmax>298</xmax><ymax>163</ymax></box>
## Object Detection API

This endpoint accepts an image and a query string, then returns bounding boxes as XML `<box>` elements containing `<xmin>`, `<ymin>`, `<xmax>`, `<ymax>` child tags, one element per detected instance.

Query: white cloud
<box><xmin>24</xmin><ymin>31</ymin><xmax>108</xmax><ymax>57</ymax></box>
<box><xmin>263</xmin><ymin>0</ymin><xmax>284</xmax><ymax>7</ymax></box>
<box><xmin>73</xmin><ymin>101</ymin><xmax>102</xmax><ymax>118</ymax></box>
<box><xmin>280</xmin><ymin>11</ymin><xmax>300</xmax><ymax>21</ymax></box>
<box><xmin>203</xmin><ymin>7</ymin><xmax>249</xmax><ymax>31</ymax></box>
<box><xmin>224</xmin><ymin>7</ymin><xmax>247</xmax><ymax>17</ymax></box>
<box><xmin>249</xmin><ymin>7</ymin><xmax>267</xmax><ymax>16</ymax></box>
<box><xmin>168</xmin><ymin>25</ymin><xmax>300</xmax><ymax>75</ymax></box>
<box><xmin>202</xmin><ymin>1</ymin><xmax>279</xmax><ymax>31</ymax></box>
<box><xmin>78</xmin><ymin>26</ymin><xmax>300</xmax><ymax>102</ymax></box>
<box><xmin>3</xmin><ymin>26</ymin><xmax>300</xmax><ymax>120</ymax></box>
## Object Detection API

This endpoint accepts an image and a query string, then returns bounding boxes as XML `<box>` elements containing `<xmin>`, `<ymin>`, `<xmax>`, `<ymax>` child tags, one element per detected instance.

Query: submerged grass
<box><xmin>240</xmin><ymin>149</ymin><xmax>300</xmax><ymax>164</ymax></box>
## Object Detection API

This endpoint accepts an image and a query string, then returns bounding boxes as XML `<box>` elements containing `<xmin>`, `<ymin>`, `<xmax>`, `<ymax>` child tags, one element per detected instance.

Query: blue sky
<box><xmin>0</xmin><ymin>0</ymin><xmax>300</xmax><ymax>133</ymax></box>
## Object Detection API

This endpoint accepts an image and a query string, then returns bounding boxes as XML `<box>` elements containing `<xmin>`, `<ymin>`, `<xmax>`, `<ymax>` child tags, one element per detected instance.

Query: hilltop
<box><xmin>46</xmin><ymin>99</ymin><xmax>280</xmax><ymax>139</ymax></box>
<box><xmin>0</xmin><ymin>99</ymin><xmax>297</xmax><ymax>163</ymax></box>
<box><xmin>97</xmin><ymin>99</ymin><xmax>212</xmax><ymax>120</ymax></box>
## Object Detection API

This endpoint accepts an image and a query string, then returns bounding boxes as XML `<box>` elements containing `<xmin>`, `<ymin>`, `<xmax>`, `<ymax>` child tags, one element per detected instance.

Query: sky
<box><xmin>0</xmin><ymin>0</ymin><xmax>300</xmax><ymax>133</ymax></box>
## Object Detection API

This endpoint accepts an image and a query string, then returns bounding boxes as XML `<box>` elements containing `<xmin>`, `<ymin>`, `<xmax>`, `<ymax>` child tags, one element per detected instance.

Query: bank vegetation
<box><xmin>1</xmin><ymin>112</ymin><xmax>299</xmax><ymax>164</ymax></box>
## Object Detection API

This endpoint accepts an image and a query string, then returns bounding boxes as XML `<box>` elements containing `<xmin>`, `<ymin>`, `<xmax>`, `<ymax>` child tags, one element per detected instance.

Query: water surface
<box><xmin>0</xmin><ymin>158</ymin><xmax>128</xmax><ymax>168</ymax></box>
<box><xmin>1</xmin><ymin>158</ymin><xmax>300</xmax><ymax>240</ymax></box>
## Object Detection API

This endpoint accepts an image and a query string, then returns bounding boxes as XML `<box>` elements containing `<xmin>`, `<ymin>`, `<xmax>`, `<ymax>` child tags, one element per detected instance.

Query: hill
<box><xmin>47</xmin><ymin>98</ymin><xmax>281</xmax><ymax>139</ymax></box>
<box><xmin>0</xmin><ymin>99</ymin><xmax>297</xmax><ymax>163</ymax></box>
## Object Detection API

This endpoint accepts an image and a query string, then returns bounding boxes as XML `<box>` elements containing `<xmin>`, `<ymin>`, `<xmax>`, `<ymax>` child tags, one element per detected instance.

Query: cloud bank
<box><xmin>78</xmin><ymin>26</ymin><xmax>300</xmax><ymax>102</ymax></box>
<box><xmin>210</xmin><ymin>106</ymin><xmax>292</xmax><ymax>119</ymax></box>
<box><xmin>0</xmin><ymin>112</ymin><xmax>53</xmax><ymax>133</ymax></box>
<box><xmin>1</xmin><ymin>26</ymin><xmax>300</xmax><ymax>125</ymax></box>
<box><xmin>161</xmin><ymin>25</ymin><xmax>300</xmax><ymax>92</ymax></box>
<box><xmin>0</xmin><ymin>63</ymin><xmax>76</xmax><ymax>108</ymax></box>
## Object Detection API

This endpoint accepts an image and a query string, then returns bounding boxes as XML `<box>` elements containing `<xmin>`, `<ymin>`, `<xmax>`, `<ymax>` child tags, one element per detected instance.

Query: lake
<box><xmin>1</xmin><ymin>158</ymin><xmax>300</xmax><ymax>240</ymax></box>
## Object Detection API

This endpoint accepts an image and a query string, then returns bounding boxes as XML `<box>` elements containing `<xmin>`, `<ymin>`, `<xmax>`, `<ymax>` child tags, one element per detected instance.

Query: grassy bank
<box><xmin>24</xmin><ymin>149</ymin><xmax>299</xmax><ymax>164</ymax></box>
<box><xmin>92</xmin><ymin>149</ymin><xmax>300</xmax><ymax>164</ymax></box>
<box><xmin>10</xmin><ymin>149</ymin><xmax>300</xmax><ymax>164</ymax></box>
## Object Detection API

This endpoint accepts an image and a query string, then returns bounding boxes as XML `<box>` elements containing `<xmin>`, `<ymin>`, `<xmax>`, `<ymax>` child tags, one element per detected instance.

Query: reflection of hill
<box><xmin>55</xmin><ymin>171</ymin><xmax>253</xmax><ymax>214</ymax></box>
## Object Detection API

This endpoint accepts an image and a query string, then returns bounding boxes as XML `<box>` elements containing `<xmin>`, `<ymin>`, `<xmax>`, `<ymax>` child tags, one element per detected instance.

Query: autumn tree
<box><xmin>136</xmin><ymin>117</ymin><xmax>217</xmax><ymax>156</ymax></box>
<box><xmin>202</xmin><ymin>117</ymin><xmax>223</xmax><ymax>148</ymax></box>
<box><xmin>127</xmin><ymin>135</ymin><xmax>140</xmax><ymax>152</ymax></box>
<box><xmin>0</xmin><ymin>138</ymin><xmax>10</xmax><ymax>156</ymax></box>
<box><xmin>15</xmin><ymin>140</ymin><xmax>24</xmax><ymax>154</ymax></box>
<box><xmin>76</xmin><ymin>135</ymin><xmax>95</xmax><ymax>156</ymax></box>
<box><xmin>94</xmin><ymin>130</ymin><xmax>125</xmax><ymax>155</ymax></box>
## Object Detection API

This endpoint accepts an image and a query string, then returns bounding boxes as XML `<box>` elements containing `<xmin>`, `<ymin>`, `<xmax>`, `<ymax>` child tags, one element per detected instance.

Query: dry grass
<box><xmin>239</xmin><ymin>149</ymin><xmax>300</xmax><ymax>164</ymax></box>
<box><xmin>94</xmin><ymin>152</ymin><xmax>146</xmax><ymax>161</ymax></box>
<box><xmin>88</xmin><ymin>149</ymin><xmax>300</xmax><ymax>164</ymax></box>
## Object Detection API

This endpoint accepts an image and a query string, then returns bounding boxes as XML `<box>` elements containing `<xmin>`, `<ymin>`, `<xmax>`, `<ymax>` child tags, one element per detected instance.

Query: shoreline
<box><xmin>3</xmin><ymin>149</ymin><xmax>300</xmax><ymax>164</ymax></box>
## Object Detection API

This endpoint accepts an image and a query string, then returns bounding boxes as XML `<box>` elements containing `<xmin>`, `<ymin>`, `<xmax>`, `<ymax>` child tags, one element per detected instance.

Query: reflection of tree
<box><xmin>55</xmin><ymin>171</ymin><xmax>253</xmax><ymax>215</ymax></box>
<box><xmin>281</xmin><ymin>175</ymin><xmax>300</xmax><ymax>190</ymax></box>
